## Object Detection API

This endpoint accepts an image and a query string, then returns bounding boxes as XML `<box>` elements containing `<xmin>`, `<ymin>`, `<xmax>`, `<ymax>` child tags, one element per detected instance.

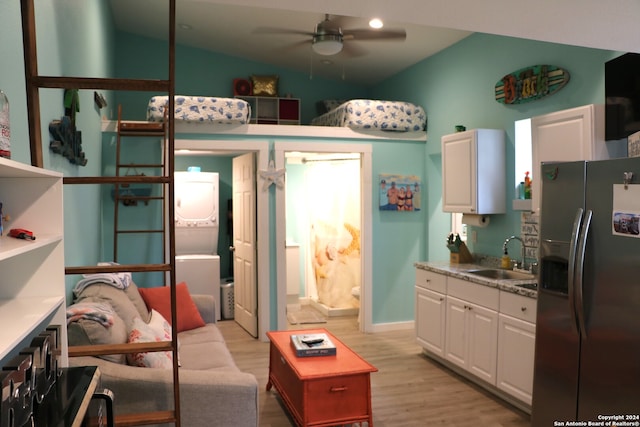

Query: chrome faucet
<box><xmin>503</xmin><ymin>235</ymin><xmax>527</xmax><ymax>271</ymax></box>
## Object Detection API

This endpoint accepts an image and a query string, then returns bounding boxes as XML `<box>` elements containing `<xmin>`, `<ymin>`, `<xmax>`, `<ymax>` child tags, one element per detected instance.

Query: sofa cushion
<box><xmin>75</xmin><ymin>282</ymin><xmax>150</xmax><ymax>327</ymax></box>
<box><xmin>126</xmin><ymin>309</ymin><xmax>173</xmax><ymax>369</ymax></box>
<box><xmin>67</xmin><ymin>297</ymin><xmax>128</xmax><ymax>364</ymax></box>
<box><xmin>177</xmin><ymin>339</ymin><xmax>238</xmax><ymax>371</ymax></box>
<box><xmin>139</xmin><ymin>282</ymin><xmax>205</xmax><ymax>332</ymax></box>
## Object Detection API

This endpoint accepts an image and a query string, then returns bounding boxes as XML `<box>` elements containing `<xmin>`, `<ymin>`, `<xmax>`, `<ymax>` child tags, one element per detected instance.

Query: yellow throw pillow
<box><xmin>251</xmin><ymin>75</ymin><xmax>279</xmax><ymax>97</ymax></box>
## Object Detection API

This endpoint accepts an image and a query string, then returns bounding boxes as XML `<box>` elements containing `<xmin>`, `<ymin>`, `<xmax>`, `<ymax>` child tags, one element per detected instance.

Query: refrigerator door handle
<box><xmin>568</xmin><ymin>208</ymin><xmax>584</xmax><ymax>335</ymax></box>
<box><xmin>574</xmin><ymin>209</ymin><xmax>592</xmax><ymax>340</ymax></box>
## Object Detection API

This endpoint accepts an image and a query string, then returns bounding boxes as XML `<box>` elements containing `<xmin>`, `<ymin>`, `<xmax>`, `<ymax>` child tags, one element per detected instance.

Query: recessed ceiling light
<box><xmin>369</xmin><ymin>18</ymin><xmax>383</xmax><ymax>29</ymax></box>
<box><xmin>178</xmin><ymin>23</ymin><xmax>193</xmax><ymax>30</ymax></box>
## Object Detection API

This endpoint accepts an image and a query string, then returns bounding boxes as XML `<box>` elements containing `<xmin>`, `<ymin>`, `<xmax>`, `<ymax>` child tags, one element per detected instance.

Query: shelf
<box><xmin>0</xmin><ymin>295</ymin><xmax>64</xmax><ymax>361</ymax></box>
<box><xmin>512</xmin><ymin>199</ymin><xmax>533</xmax><ymax>211</ymax></box>
<box><xmin>0</xmin><ymin>233</ymin><xmax>62</xmax><ymax>261</ymax></box>
<box><xmin>0</xmin><ymin>156</ymin><xmax>62</xmax><ymax>178</ymax></box>
<box><xmin>237</xmin><ymin>95</ymin><xmax>300</xmax><ymax>125</ymax></box>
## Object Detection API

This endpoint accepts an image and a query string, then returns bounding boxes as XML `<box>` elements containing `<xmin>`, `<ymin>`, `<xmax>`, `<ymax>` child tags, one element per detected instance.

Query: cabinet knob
<box><xmin>521</xmin><ymin>306</ymin><xmax>527</xmax><ymax>312</ymax></box>
<box><xmin>439</xmin><ymin>297</ymin><xmax>444</xmax><ymax>301</ymax></box>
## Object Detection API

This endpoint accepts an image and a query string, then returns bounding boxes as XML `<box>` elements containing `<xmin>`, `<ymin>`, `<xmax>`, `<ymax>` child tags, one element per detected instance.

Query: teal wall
<box><xmin>112</xmin><ymin>32</ymin><xmax>370</xmax><ymax>124</ymax></box>
<box><xmin>1</xmin><ymin>0</ymin><xmax>115</xmax><ymax>304</ymax></box>
<box><xmin>2</xmin><ymin>3</ymin><xmax>625</xmax><ymax>326</ymax></box>
<box><xmin>373</xmin><ymin>33</ymin><xmax>622</xmax><ymax>264</ymax></box>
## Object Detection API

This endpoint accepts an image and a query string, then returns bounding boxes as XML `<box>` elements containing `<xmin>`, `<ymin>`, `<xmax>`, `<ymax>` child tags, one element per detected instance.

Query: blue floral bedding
<box><xmin>147</xmin><ymin>96</ymin><xmax>251</xmax><ymax>124</ymax></box>
<box><xmin>311</xmin><ymin>99</ymin><xmax>426</xmax><ymax>132</ymax></box>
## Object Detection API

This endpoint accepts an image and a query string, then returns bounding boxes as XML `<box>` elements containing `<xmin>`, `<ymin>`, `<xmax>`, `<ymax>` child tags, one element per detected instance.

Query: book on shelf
<box><xmin>290</xmin><ymin>333</ymin><xmax>337</xmax><ymax>357</ymax></box>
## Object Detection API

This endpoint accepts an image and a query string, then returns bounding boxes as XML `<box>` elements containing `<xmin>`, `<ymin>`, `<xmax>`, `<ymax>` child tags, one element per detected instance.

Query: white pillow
<box><xmin>126</xmin><ymin>309</ymin><xmax>173</xmax><ymax>369</ymax></box>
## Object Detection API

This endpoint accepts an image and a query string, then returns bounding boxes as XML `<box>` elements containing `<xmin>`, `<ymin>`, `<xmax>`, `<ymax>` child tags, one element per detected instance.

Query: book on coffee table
<box><xmin>290</xmin><ymin>333</ymin><xmax>337</xmax><ymax>357</ymax></box>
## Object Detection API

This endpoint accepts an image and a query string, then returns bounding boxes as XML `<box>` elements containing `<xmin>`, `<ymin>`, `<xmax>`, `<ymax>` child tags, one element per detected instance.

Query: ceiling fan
<box><xmin>255</xmin><ymin>14</ymin><xmax>407</xmax><ymax>57</ymax></box>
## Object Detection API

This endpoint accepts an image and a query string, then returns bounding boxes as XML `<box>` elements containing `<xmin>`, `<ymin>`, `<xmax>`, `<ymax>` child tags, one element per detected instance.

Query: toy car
<box><xmin>9</xmin><ymin>228</ymin><xmax>36</xmax><ymax>240</ymax></box>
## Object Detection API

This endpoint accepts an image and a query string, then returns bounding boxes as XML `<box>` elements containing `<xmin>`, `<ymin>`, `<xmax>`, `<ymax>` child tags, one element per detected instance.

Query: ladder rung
<box><xmin>64</xmin><ymin>176</ymin><xmax>170</xmax><ymax>185</ymax></box>
<box><xmin>115</xmin><ymin>411</ymin><xmax>177</xmax><ymax>426</ymax></box>
<box><xmin>29</xmin><ymin>76</ymin><xmax>170</xmax><ymax>92</ymax></box>
<box><xmin>68</xmin><ymin>342</ymin><xmax>173</xmax><ymax>358</ymax></box>
<box><xmin>65</xmin><ymin>263</ymin><xmax>171</xmax><ymax>275</ymax></box>
<box><xmin>117</xmin><ymin>164</ymin><xmax>164</xmax><ymax>169</ymax></box>
<box><xmin>119</xmin><ymin>121</ymin><xmax>165</xmax><ymax>134</ymax></box>
<box><xmin>116</xmin><ymin>229</ymin><xmax>164</xmax><ymax>234</ymax></box>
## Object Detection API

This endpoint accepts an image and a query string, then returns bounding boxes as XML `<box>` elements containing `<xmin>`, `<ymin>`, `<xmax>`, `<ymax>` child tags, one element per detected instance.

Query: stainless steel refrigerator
<box><xmin>532</xmin><ymin>157</ymin><xmax>640</xmax><ymax>425</ymax></box>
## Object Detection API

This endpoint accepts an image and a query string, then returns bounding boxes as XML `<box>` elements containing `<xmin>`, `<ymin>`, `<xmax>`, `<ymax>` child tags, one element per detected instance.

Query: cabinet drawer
<box><xmin>305</xmin><ymin>374</ymin><xmax>371</xmax><ymax>423</ymax></box>
<box><xmin>447</xmin><ymin>277</ymin><xmax>499</xmax><ymax>310</ymax></box>
<box><xmin>499</xmin><ymin>291</ymin><xmax>537</xmax><ymax>323</ymax></box>
<box><xmin>415</xmin><ymin>268</ymin><xmax>447</xmax><ymax>293</ymax></box>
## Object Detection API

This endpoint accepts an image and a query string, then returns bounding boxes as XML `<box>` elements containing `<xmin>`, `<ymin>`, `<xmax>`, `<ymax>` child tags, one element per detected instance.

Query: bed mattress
<box><xmin>147</xmin><ymin>96</ymin><xmax>251</xmax><ymax>124</ymax></box>
<box><xmin>311</xmin><ymin>99</ymin><xmax>426</xmax><ymax>132</ymax></box>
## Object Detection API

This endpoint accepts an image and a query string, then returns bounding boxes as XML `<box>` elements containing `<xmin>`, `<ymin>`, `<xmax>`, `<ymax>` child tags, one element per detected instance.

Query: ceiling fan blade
<box><xmin>253</xmin><ymin>26</ymin><xmax>315</xmax><ymax>37</ymax></box>
<box><xmin>343</xmin><ymin>28</ymin><xmax>407</xmax><ymax>41</ymax></box>
<box><xmin>341</xmin><ymin>42</ymin><xmax>368</xmax><ymax>58</ymax></box>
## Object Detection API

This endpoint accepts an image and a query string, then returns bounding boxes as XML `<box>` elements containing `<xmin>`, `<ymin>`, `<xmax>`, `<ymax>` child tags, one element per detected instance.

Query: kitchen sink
<box><xmin>464</xmin><ymin>268</ymin><xmax>535</xmax><ymax>281</ymax></box>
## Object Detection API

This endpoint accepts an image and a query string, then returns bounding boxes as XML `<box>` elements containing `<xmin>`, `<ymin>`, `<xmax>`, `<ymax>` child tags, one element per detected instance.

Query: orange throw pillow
<box><xmin>139</xmin><ymin>282</ymin><xmax>205</xmax><ymax>332</ymax></box>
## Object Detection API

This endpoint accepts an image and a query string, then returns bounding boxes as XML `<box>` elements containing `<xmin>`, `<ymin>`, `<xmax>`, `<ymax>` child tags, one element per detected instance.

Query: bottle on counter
<box><xmin>524</xmin><ymin>171</ymin><xmax>531</xmax><ymax>199</ymax></box>
<box><xmin>501</xmin><ymin>249</ymin><xmax>511</xmax><ymax>269</ymax></box>
<box><xmin>0</xmin><ymin>90</ymin><xmax>10</xmax><ymax>159</ymax></box>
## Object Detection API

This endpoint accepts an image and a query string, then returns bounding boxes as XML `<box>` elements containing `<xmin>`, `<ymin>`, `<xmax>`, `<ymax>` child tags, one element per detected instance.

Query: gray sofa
<box><xmin>67</xmin><ymin>282</ymin><xmax>258</xmax><ymax>427</ymax></box>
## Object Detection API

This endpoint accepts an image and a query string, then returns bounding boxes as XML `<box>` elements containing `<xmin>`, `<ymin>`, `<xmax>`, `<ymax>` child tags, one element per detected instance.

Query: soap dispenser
<box><xmin>501</xmin><ymin>249</ymin><xmax>511</xmax><ymax>269</ymax></box>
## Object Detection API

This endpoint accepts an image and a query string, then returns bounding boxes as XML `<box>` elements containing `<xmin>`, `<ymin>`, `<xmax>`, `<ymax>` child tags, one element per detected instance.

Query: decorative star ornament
<box><xmin>258</xmin><ymin>159</ymin><xmax>285</xmax><ymax>191</ymax></box>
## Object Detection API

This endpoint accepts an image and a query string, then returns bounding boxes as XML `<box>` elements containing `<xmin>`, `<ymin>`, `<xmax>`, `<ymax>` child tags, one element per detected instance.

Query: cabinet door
<box><xmin>467</xmin><ymin>302</ymin><xmax>499</xmax><ymax>385</ymax></box>
<box><xmin>442</xmin><ymin>131</ymin><xmax>476</xmax><ymax>213</ymax></box>
<box><xmin>531</xmin><ymin>104</ymin><xmax>597</xmax><ymax>214</ymax></box>
<box><xmin>415</xmin><ymin>287</ymin><xmax>446</xmax><ymax>357</ymax></box>
<box><xmin>445</xmin><ymin>296</ymin><xmax>468</xmax><ymax>369</ymax></box>
<box><xmin>497</xmin><ymin>314</ymin><xmax>536</xmax><ymax>405</ymax></box>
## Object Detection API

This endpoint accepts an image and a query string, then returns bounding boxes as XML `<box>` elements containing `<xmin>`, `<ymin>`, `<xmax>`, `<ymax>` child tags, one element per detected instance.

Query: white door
<box><xmin>445</xmin><ymin>296</ymin><xmax>468</xmax><ymax>369</ymax></box>
<box><xmin>497</xmin><ymin>314</ymin><xmax>536</xmax><ymax>405</ymax></box>
<box><xmin>233</xmin><ymin>152</ymin><xmax>258</xmax><ymax>337</ymax></box>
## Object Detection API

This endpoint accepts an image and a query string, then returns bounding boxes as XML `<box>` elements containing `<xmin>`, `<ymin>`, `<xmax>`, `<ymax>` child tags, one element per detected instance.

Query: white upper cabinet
<box><xmin>530</xmin><ymin>104</ymin><xmax>609</xmax><ymax>214</ymax></box>
<box><xmin>442</xmin><ymin>129</ymin><xmax>506</xmax><ymax>214</ymax></box>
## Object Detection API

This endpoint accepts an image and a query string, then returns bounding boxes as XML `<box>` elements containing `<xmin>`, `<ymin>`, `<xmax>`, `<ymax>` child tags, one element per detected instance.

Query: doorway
<box><xmin>275</xmin><ymin>142</ymin><xmax>373</xmax><ymax>333</ymax></box>
<box><xmin>175</xmin><ymin>139</ymin><xmax>270</xmax><ymax>341</ymax></box>
<box><xmin>284</xmin><ymin>151</ymin><xmax>362</xmax><ymax>321</ymax></box>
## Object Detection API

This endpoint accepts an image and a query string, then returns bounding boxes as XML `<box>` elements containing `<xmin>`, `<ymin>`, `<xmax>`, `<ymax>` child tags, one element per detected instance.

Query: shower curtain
<box><xmin>305</xmin><ymin>158</ymin><xmax>361</xmax><ymax>309</ymax></box>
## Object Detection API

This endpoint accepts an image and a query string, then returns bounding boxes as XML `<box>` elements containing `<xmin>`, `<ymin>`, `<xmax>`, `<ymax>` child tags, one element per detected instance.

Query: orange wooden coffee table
<box><xmin>266</xmin><ymin>328</ymin><xmax>378</xmax><ymax>427</ymax></box>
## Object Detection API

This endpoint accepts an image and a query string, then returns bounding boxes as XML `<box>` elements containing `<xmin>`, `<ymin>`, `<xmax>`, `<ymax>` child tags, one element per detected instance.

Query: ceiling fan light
<box><xmin>369</xmin><ymin>18</ymin><xmax>384</xmax><ymax>29</ymax></box>
<box><xmin>312</xmin><ymin>34</ymin><xmax>343</xmax><ymax>55</ymax></box>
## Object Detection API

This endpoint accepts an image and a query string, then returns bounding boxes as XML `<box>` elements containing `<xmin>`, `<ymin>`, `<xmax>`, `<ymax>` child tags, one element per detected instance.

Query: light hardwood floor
<box><xmin>217</xmin><ymin>308</ymin><xmax>531</xmax><ymax>427</ymax></box>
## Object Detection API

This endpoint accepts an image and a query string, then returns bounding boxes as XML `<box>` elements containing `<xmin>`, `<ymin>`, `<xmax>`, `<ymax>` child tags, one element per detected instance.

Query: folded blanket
<box><xmin>66</xmin><ymin>301</ymin><xmax>115</xmax><ymax>327</ymax></box>
<box><xmin>73</xmin><ymin>262</ymin><xmax>132</xmax><ymax>296</ymax></box>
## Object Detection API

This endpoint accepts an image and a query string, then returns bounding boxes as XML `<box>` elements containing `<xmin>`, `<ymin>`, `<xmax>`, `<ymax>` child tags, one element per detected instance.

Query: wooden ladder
<box><xmin>113</xmin><ymin>104</ymin><xmax>169</xmax><ymax>269</ymax></box>
<box><xmin>20</xmin><ymin>0</ymin><xmax>181</xmax><ymax>425</ymax></box>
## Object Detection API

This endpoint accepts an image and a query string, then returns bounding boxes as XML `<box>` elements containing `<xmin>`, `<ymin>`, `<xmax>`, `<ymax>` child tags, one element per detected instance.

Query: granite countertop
<box><xmin>414</xmin><ymin>261</ymin><xmax>538</xmax><ymax>299</ymax></box>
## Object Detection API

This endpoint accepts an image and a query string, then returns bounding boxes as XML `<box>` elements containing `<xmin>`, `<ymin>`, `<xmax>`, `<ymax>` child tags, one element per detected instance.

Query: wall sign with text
<box><xmin>495</xmin><ymin>65</ymin><xmax>570</xmax><ymax>105</ymax></box>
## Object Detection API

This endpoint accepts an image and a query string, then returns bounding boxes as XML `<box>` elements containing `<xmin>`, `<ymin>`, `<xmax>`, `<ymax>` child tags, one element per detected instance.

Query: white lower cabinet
<box><xmin>445</xmin><ymin>295</ymin><xmax>498</xmax><ymax>385</ymax></box>
<box><xmin>415</xmin><ymin>267</ymin><xmax>536</xmax><ymax>410</ymax></box>
<box><xmin>415</xmin><ymin>287</ymin><xmax>446</xmax><ymax>357</ymax></box>
<box><xmin>497</xmin><ymin>292</ymin><xmax>537</xmax><ymax>405</ymax></box>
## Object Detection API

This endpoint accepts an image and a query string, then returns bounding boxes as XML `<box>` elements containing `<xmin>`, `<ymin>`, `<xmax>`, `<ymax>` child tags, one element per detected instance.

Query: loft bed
<box><xmin>147</xmin><ymin>95</ymin><xmax>252</xmax><ymax>124</ymax></box>
<box><xmin>145</xmin><ymin>96</ymin><xmax>426</xmax><ymax>135</ymax></box>
<box><xmin>311</xmin><ymin>99</ymin><xmax>427</xmax><ymax>132</ymax></box>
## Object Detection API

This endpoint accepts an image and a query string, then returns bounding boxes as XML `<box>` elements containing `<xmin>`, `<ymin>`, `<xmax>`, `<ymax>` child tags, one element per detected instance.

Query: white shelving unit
<box><xmin>237</xmin><ymin>96</ymin><xmax>300</xmax><ymax>125</ymax></box>
<box><xmin>0</xmin><ymin>157</ymin><xmax>66</xmax><ymax>366</ymax></box>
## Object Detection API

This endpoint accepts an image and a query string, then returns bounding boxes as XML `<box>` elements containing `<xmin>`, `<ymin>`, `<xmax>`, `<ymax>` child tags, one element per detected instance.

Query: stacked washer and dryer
<box><xmin>174</xmin><ymin>170</ymin><xmax>222</xmax><ymax>320</ymax></box>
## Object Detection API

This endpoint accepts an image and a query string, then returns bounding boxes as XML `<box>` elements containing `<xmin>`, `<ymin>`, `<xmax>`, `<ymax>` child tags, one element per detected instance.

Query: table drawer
<box><xmin>305</xmin><ymin>374</ymin><xmax>371</xmax><ymax>423</ymax></box>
